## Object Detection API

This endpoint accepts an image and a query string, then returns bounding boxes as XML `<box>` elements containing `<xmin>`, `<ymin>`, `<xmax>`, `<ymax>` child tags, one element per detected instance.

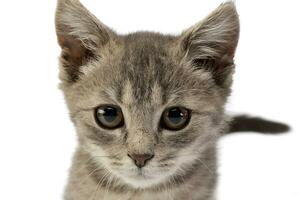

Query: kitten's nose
<box><xmin>127</xmin><ymin>153</ymin><xmax>154</xmax><ymax>168</ymax></box>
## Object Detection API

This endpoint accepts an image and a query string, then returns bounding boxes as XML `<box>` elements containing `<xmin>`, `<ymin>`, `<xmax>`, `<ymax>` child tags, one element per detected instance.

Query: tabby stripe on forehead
<box><xmin>121</xmin><ymin>81</ymin><xmax>134</xmax><ymax>106</ymax></box>
<box><xmin>151</xmin><ymin>83</ymin><xmax>163</xmax><ymax>106</ymax></box>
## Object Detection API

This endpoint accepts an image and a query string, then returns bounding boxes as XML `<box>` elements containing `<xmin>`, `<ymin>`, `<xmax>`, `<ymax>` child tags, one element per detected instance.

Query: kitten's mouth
<box><xmin>116</xmin><ymin>168</ymin><xmax>167</xmax><ymax>188</ymax></box>
<box><xmin>117</xmin><ymin>166</ymin><xmax>166</xmax><ymax>183</ymax></box>
<box><xmin>124</xmin><ymin>168</ymin><xmax>154</xmax><ymax>179</ymax></box>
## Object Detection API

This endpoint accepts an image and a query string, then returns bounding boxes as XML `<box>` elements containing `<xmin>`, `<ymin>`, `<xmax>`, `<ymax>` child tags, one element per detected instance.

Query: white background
<box><xmin>0</xmin><ymin>0</ymin><xmax>299</xmax><ymax>199</ymax></box>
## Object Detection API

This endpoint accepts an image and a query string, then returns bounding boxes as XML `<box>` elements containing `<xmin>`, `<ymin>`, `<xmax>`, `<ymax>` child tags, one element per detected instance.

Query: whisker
<box><xmin>89</xmin><ymin>171</ymin><xmax>109</xmax><ymax>200</ymax></box>
<box><xmin>196</xmin><ymin>157</ymin><xmax>215</xmax><ymax>177</ymax></box>
<box><xmin>77</xmin><ymin>166</ymin><xmax>101</xmax><ymax>187</ymax></box>
<box><xmin>73</xmin><ymin>154</ymin><xmax>119</xmax><ymax>175</ymax></box>
<box><xmin>103</xmin><ymin>171</ymin><xmax>114</xmax><ymax>199</ymax></box>
<box><xmin>73</xmin><ymin>156</ymin><xmax>95</xmax><ymax>174</ymax></box>
<box><xmin>92</xmin><ymin>155</ymin><xmax>118</xmax><ymax>158</ymax></box>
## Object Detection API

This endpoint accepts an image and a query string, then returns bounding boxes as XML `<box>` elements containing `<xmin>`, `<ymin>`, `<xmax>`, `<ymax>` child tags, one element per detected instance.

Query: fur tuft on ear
<box><xmin>55</xmin><ymin>0</ymin><xmax>113</xmax><ymax>82</ymax></box>
<box><xmin>180</xmin><ymin>2</ymin><xmax>240</xmax><ymax>86</ymax></box>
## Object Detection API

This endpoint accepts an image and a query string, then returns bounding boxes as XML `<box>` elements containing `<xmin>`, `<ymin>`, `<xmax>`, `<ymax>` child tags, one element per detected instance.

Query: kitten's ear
<box><xmin>55</xmin><ymin>0</ymin><xmax>114</xmax><ymax>82</ymax></box>
<box><xmin>179</xmin><ymin>2</ymin><xmax>239</xmax><ymax>86</ymax></box>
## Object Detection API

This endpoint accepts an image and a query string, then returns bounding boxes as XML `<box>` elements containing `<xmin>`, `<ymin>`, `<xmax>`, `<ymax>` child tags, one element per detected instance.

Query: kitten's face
<box><xmin>56</xmin><ymin>0</ymin><xmax>239</xmax><ymax>189</ymax></box>
<box><xmin>63</xmin><ymin>34</ymin><xmax>225</xmax><ymax>188</ymax></box>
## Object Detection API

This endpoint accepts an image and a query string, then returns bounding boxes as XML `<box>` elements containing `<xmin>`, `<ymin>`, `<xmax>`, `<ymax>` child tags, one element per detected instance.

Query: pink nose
<box><xmin>127</xmin><ymin>153</ymin><xmax>154</xmax><ymax>168</ymax></box>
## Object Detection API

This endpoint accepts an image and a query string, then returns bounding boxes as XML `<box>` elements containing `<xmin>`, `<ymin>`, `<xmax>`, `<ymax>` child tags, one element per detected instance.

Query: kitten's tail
<box><xmin>227</xmin><ymin>115</ymin><xmax>290</xmax><ymax>134</ymax></box>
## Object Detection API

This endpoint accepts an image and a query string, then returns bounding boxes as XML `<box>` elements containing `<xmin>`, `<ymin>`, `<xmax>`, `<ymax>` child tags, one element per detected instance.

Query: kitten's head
<box><xmin>56</xmin><ymin>0</ymin><xmax>239</xmax><ymax>189</ymax></box>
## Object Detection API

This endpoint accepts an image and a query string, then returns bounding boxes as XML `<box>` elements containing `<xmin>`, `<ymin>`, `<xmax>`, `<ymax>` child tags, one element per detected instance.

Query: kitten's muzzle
<box><xmin>127</xmin><ymin>153</ymin><xmax>154</xmax><ymax>168</ymax></box>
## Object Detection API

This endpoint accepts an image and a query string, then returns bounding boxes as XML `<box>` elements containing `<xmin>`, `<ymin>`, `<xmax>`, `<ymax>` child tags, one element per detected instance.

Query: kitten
<box><xmin>55</xmin><ymin>1</ymin><xmax>289</xmax><ymax>199</ymax></box>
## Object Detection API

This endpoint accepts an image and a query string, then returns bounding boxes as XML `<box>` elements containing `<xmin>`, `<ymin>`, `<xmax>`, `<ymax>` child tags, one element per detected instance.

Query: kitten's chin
<box><xmin>116</xmin><ymin>168</ymin><xmax>174</xmax><ymax>189</ymax></box>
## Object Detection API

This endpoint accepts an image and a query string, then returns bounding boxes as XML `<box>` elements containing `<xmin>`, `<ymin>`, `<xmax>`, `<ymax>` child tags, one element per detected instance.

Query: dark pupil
<box><xmin>102</xmin><ymin>107</ymin><xmax>118</xmax><ymax>123</ymax></box>
<box><xmin>168</xmin><ymin>108</ymin><xmax>184</xmax><ymax>124</ymax></box>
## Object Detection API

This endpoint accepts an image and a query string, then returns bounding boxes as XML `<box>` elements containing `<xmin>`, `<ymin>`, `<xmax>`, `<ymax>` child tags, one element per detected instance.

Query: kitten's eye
<box><xmin>160</xmin><ymin>107</ymin><xmax>190</xmax><ymax>131</ymax></box>
<box><xmin>94</xmin><ymin>105</ymin><xmax>124</xmax><ymax>129</ymax></box>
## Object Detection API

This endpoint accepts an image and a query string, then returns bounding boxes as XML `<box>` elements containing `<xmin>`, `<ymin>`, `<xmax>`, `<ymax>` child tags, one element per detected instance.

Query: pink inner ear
<box><xmin>57</xmin><ymin>34</ymin><xmax>89</xmax><ymax>67</ymax></box>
